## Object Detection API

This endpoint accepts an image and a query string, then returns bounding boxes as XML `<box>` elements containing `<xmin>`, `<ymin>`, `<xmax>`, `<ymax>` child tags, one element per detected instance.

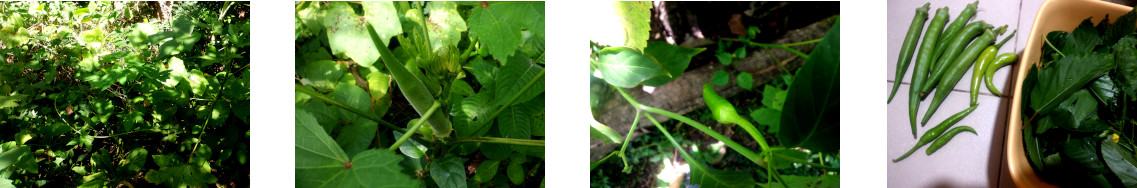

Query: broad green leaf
<box><xmin>468</xmin><ymin>2</ymin><xmax>544</xmax><ymax>64</ymax></box>
<box><xmin>641</xmin><ymin>41</ymin><xmax>705</xmax><ymax>86</ymax></box>
<box><xmin>1050</xmin><ymin>90</ymin><xmax>1106</xmax><ymax>132</ymax></box>
<box><xmin>498</xmin><ymin>103</ymin><xmax>535</xmax><ymax>141</ymax></box>
<box><xmin>163</xmin><ymin>57</ymin><xmax>187</xmax><ymax>88</ymax></box>
<box><xmin>365</xmin><ymin>68</ymin><xmax>392</xmax><ymax>118</ymax></box>
<box><xmin>144</xmin><ymin>155</ymin><xmax>218</xmax><ymax>187</ymax></box>
<box><xmin>1064</xmin><ymin>137</ymin><xmax>1106</xmax><ymax>173</ymax></box>
<box><xmin>1102</xmin><ymin>140</ymin><xmax>1137</xmax><ymax>187</ymax></box>
<box><xmin>336</xmin><ymin>119</ymin><xmax>378</xmax><ymax>157</ymax></box>
<box><xmin>494</xmin><ymin>55</ymin><xmax>544</xmax><ymax>106</ymax></box>
<box><xmin>778</xmin><ymin>20</ymin><xmax>839</xmax><ymax>153</ymax></box>
<box><xmin>1112</xmin><ymin>36</ymin><xmax>1137</xmax><ymax>98</ymax></box>
<box><xmin>590</xmin><ymin>1</ymin><xmax>650</xmax><ymax>51</ymax></box>
<box><xmin>507</xmin><ymin>155</ymin><xmax>527</xmax><ymax>185</ymax></box>
<box><xmin>473</xmin><ymin>159</ymin><xmax>501</xmax><ymax>183</ymax></box>
<box><xmin>0</xmin><ymin>94</ymin><xmax>28</xmax><ymax>109</ymax></box>
<box><xmin>125</xmin><ymin>148</ymin><xmax>148</xmax><ymax>173</ymax></box>
<box><xmin>736</xmin><ymin>73</ymin><xmax>754</xmax><ymax>90</ymax></box>
<box><xmin>749</xmin><ymin>107</ymin><xmax>781</xmax><ymax>134</ymax></box>
<box><xmin>450</xmin><ymin>80</ymin><xmax>475</xmax><ymax>98</ymax></box>
<box><xmin>324</xmin><ymin>2</ymin><xmax>397</xmax><ymax>67</ymax></box>
<box><xmin>78</xmin><ymin>28</ymin><xmax>105</xmax><ymax>50</ymax></box>
<box><xmin>296</xmin><ymin>110</ymin><xmax>421</xmax><ymax>187</ymax></box>
<box><xmin>430</xmin><ymin>154</ymin><xmax>468</xmax><ymax>188</ymax></box>
<box><xmin>1030</xmin><ymin>52</ymin><xmax>1113</xmax><ymax>115</ymax></box>
<box><xmin>0</xmin><ymin>147</ymin><xmax>28</xmax><ymax>171</ymax></box>
<box><xmin>425</xmin><ymin>1</ymin><xmax>467</xmax><ymax>53</ymax></box>
<box><xmin>595</xmin><ymin>47</ymin><xmax>667</xmax><ymax>88</ymax></box>
<box><xmin>301</xmin><ymin>60</ymin><xmax>345</xmax><ymax>90</ymax></box>
<box><xmin>761</xmin><ymin>85</ymin><xmax>787</xmax><ymax>111</ymax></box>
<box><xmin>711</xmin><ymin>70</ymin><xmax>729</xmax><ymax>86</ymax></box>
<box><xmin>469</xmin><ymin>58</ymin><xmax>499</xmax><ymax>87</ymax></box>
<box><xmin>767</xmin><ymin>148</ymin><xmax>808</xmax><ymax>170</ymax></box>
<box><xmin>78</xmin><ymin>52</ymin><xmax>99</xmax><ymax>72</ymax></box>
<box><xmin>481</xmin><ymin>143</ymin><xmax>511</xmax><ymax>161</ymax></box>
<box><xmin>0</xmin><ymin>178</ymin><xmax>13</xmax><ymax>188</ymax></box>
<box><xmin>296</xmin><ymin>2</ymin><xmax>326</xmax><ymax>35</ymax></box>
<box><xmin>153</xmin><ymin>17</ymin><xmax>200</xmax><ymax>56</ymax></box>
<box><xmin>763</xmin><ymin>175</ymin><xmax>828</xmax><ymax>188</ymax></box>
<box><xmin>331</xmin><ymin>83</ymin><xmax>370</xmax><ymax>122</ymax></box>
<box><xmin>688</xmin><ymin>162</ymin><xmax>756</xmax><ymax>188</ymax></box>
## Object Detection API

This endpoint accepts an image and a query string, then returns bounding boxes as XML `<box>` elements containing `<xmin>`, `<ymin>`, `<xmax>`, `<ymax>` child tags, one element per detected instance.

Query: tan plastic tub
<box><xmin>1006</xmin><ymin>0</ymin><xmax>1133</xmax><ymax>187</ymax></box>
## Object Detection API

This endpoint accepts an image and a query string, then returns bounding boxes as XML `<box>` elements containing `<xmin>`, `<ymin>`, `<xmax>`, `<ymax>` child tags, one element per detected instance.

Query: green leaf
<box><xmin>736</xmin><ymin>73</ymin><xmax>754</xmax><ymax>90</ymax></box>
<box><xmin>300</xmin><ymin>60</ymin><xmax>345</xmax><ymax>91</ymax></box>
<box><xmin>1049</xmin><ymin>90</ymin><xmax>1106</xmax><ymax>132</ymax></box>
<box><xmin>0</xmin><ymin>94</ymin><xmax>28</xmax><ymax>109</ymax></box>
<box><xmin>589</xmin><ymin>120</ymin><xmax>623</xmax><ymax>144</ymax></box>
<box><xmin>425</xmin><ymin>1</ymin><xmax>467</xmax><ymax>53</ymax></box>
<box><xmin>715</xmin><ymin>52</ymin><xmax>732</xmax><ymax>65</ymax></box>
<box><xmin>494</xmin><ymin>56</ymin><xmax>544</xmax><ymax>106</ymax></box>
<box><xmin>1030</xmin><ymin>52</ymin><xmax>1113</xmax><ymax>115</ymax></box>
<box><xmin>778</xmin><ymin>20</ymin><xmax>839</xmax><ymax>153</ymax></box>
<box><xmin>450</xmin><ymin>80</ymin><xmax>475</xmax><ymax>98</ymax></box>
<box><xmin>498</xmin><ymin>103</ymin><xmax>536</xmax><ymax>141</ymax></box>
<box><xmin>1063</xmin><ymin>137</ymin><xmax>1106</xmax><ymax>173</ymax></box>
<box><xmin>473</xmin><ymin>159</ymin><xmax>501</xmax><ymax>183</ymax></box>
<box><xmin>711</xmin><ymin>70</ymin><xmax>729</xmax><ymax>86</ymax></box>
<box><xmin>468</xmin><ymin>2</ymin><xmax>544</xmax><ymax>64</ymax></box>
<box><xmin>337</xmin><ymin>119</ymin><xmax>378</xmax><ymax>157</ymax></box>
<box><xmin>1101</xmin><ymin>140</ymin><xmax>1137</xmax><ymax>187</ymax></box>
<box><xmin>163</xmin><ymin>57</ymin><xmax>188</xmax><ymax>87</ymax></box>
<box><xmin>688</xmin><ymin>162</ymin><xmax>756</xmax><ymax>188</ymax></box>
<box><xmin>430</xmin><ymin>154</ymin><xmax>467</xmax><ymax>188</ymax></box>
<box><xmin>377</xmin><ymin>33</ymin><xmax>453</xmax><ymax>138</ymax></box>
<box><xmin>641</xmin><ymin>41</ymin><xmax>705</xmax><ymax>86</ymax></box>
<box><xmin>469</xmin><ymin>58</ymin><xmax>499</xmax><ymax>87</ymax></box>
<box><xmin>144</xmin><ymin>155</ymin><xmax>218</xmax><ymax>187</ymax></box>
<box><xmin>734</xmin><ymin>47</ymin><xmax>747</xmax><ymax>58</ymax></box>
<box><xmin>1112</xmin><ymin>36</ymin><xmax>1137</xmax><ymax>99</ymax></box>
<box><xmin>296</xmin><ymin>110</ymin><xmax>421</xmax><ymax>187</ymax></box>
<box><xmin>749</xmin><ymin>107</ymin><xmax>781</xmax><ymax>134</ymax></box>
<box><xmin>125</xmin><ymin>148</ymin><xmax>148</xmax><ymax>173</ymax></box>
<box><xmin>764</xmin><ymin>175</ymin><xmax>827</xmax><ymax>188</ymax></box>
<box><xmin>507</xmin><ymin>155</ymin><xmax>527</xmax><ymax>185</ymax></box>
<box><xmin>324</xmin><ymin>2</ymin><xmax>398</xmax><ymax>67</ymax></box>
<box><xmin>611</xmin><ymin>1</ymin><xmax>650</xmax><ymax>51</ymax></box>
<box><xmin>768</xmin><ymin>148</ymin><xmax>808</xmax><ymax>170</ymax></box>
<box><xmin>393</xmin><ymin>131</ymin><xmax>427</xmax><ymax>159</ymax></box>
<box><xmin>331</xmin><ymin>83</ymin><xmax>371</xmax><ymax>122</ymax></box>
<box><xmin>0</xmin><ymin>147</ymin><xmax>28</xmax><ymax>171</ymax></box>
<box><xmin>595</xmin><ymin>47</ymin><xmax>667</xmax><ymax>88</ymax></box>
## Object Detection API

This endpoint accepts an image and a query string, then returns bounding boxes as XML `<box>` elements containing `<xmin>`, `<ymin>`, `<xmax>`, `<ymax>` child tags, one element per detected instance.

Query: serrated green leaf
<box><xmin>296</xmin><ymin>110</ymin><xmax>421</xmax><ymax>187</ymax></box>
<box><xmin>332</xmin><ymin>84</ymin><xmax>370</xmax><ymax>122</ymax></box>
<box><xmin>0</xmin><ymin>94</ymin><xmax>28</xmax><ymax>109</ymax></box>
<box><xmin>324</xmin><ymin>2</ymin><xmax>398</xmax><ymax>67</ymax></box>
<box><xmin>468</xmin><ymin>2</ymin><xmax>544</xmax><ymax>64</ymax></box>
<box><xmin>430</xmin><ymin>154</ymin><xmax>467</xmax><ymax>188</ymax></box>
<box><xmin>641</xmin><ymin>41</ymin><xmax>705</xmax><ymax>86</ymax></box>
<box><xmin>498</xmin><ymin>104</ymin><xmax>534</xmax><ymax>140</ymax></box>
<box><xmin>613</xmin><ymin>1</ymin><xmax>650</xmax><ymax>51</ymax></box>
<box><xmin>595</xmin><ymin>47</ymin><xmax>666</xmax><ymax>88</ymax></box>
<box><xmin>711</xmin><ymin>70</ymin><xmax>729</xmax><ymax>86</ymax></box>
<box><xmin>469</xmin><ymin>58</ymin><xmax>499</xmax><ymax>87</ymax></box>
<box><xmin>301</xmin><ymin>60</ymin><xmax>345</xmax><ymax>90</ymax></box>
<box><xmin>337</xmin><ymin>119</ymin><xmax>378</xmax><ymax>157</ymax></box>
<box><xmin>125</xmin><ymin>148</ymin><xmax>148</xmax><ymax>173</ymax></box>
<box><xmin>1030</xmin><ymin>52</ymin><xmax>1113</xmax><ymax>115</ymax></box>
<box><xmin>494</xmin><ymin>56</ymin><xmax>543</xmax><ymax>106</ymax></box>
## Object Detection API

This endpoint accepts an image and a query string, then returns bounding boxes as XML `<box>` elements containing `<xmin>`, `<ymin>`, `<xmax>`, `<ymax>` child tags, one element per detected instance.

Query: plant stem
<box><xmin>619</xmin><ymin>111</ymin><xmax>642</xmax><ymax>173</ymax></box>
<box><xmin>590</xmin><ymin>150</ymin><xmax>620</xmax><ymax>171</ymax></box>
<box><xmin>721</xmin><ymin>38</ymin><xmax>810</xmax><ymax>59</ymax></box>
<box><xmin>771</xmin><ymin>151</ymin><xmax>840</xmax><ymax>171</ymax></box>
<box><xmin>389</xmin><ymin>101</ymin><xmax>440</xmax><ymax>151</ymax></box>
<box><xmin>295</xmin><ymin>84</ymin><xmax>399</xmax><ymax>131</ymax></box>
<box><xmin>614</xmin><ymin>87</ymin><xmax>764</xmax><ymax>164</ymax></box>
<box><xmin>452</xmin><ymin>137</ymin><xmax>545</xmax><ymax>147</ymax></box>
<box><xmin>783</xmin><ymin>38</ymin><xmax>823</xmax><ymax>47</ymax></box>
<box><xmin>470</xmin><ymin>69</ymin><xmax>546</xmax><ymax>134</ymax></box>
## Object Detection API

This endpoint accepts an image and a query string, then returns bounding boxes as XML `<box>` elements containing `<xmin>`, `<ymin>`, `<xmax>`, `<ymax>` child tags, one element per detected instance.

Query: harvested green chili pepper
<box><xmin>932</xmin><ymin>1</ymin><xmax>979</xmax><ymax>67</ymax></box>
<box><xmin>922</xmin><ymin>21</ymin><xmax>991</xmax><ymax>96</ymax></box>
<box><xmin>984</xmin><ymin>53</ymin><xmax>1018</xmax><ymax>96</ymax></box>
<box><xmin>922</xmin><ymin>29</ymin><xmax>994</xmax><ymax>125</ymax></box>
<box><xmin>910</xmin><ymin>7</ymin><xmax>950</xmax><ymax>138</ymax></box>
<box><xmin>926</xmin><ymin>125</ymin><xmax>977</xmax><ymax>155</ymax></box>
<box><xmin>894</xmin><ymin>104</ymin><xmax>977</xmax><ymax>162</ymax></box>
<box><xmin>889</xmin><ymin>3</ymin><xmax>930</xmax><ymax>104</ymax></box>
<box><xmin>969</xmin><ymin>46</ymin><xmax>997</xmax><ymax>105</ymax></box>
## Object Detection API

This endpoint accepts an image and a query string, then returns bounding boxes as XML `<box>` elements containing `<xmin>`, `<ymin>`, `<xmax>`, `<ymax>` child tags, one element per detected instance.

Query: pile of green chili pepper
<box><xmin>889</xmin><ymin>1</ymin><xmax>1020</xmax><ymax>162</ymax></box>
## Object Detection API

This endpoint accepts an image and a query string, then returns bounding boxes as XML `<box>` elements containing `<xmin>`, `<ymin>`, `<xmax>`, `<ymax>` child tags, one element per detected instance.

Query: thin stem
<box><xmin>722</xmin><ymin>38</ymin><xmax>810</xmax><ymax>59</ymax></box>
<box><xmin>452</xmin><ymin>137</ymin><xmax>545</xmax><ymax>147</ymax></box>
<box><xmin>295</xmin><ymin>84</ymin><xmax>400</xmax><ymax>131</ymax></box>
<box><xmin>614</xmin><ymin>87</ymin><xmax>764</xmax><ymax>164</ymax></box>
<box><xmin>783</xmin><ymin>38</ymin><xmax>823</xmax><ymax>47</ymax></box>
<box><xmin>619</xmin><ymin>111</ymin><xmax>642</xmax><ymax>173</ymax></box>
<box><xmin>471</xmin><ymin>69</ymin><xmax>546</xmax><ymax>134</ymax></box>
<box><xmin>771</xmin><ymin>152</ymin><xmax>840</xmax><ymax>171</ymax></box>
<box><xmin>389</xmin><ymin>101</ymin><xmax>440</xmax><ymax>151</ymax></box>
<box><xmin>591</xmin><ymin>150</ymin><xmax>619</xmax><ymax>171</ymax></box>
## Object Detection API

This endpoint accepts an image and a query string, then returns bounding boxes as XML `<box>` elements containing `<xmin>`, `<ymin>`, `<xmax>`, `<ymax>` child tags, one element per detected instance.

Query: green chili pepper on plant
<box><xmin>702</xmin><ymin>84</ymin><xmax>769</xmax><ymax>149</ymax></box>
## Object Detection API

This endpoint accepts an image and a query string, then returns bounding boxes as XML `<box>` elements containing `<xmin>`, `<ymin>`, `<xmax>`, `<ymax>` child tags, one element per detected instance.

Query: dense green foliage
<box><xmin>295</xmin><ymin>1</ymin><xmax>545</xmax><ymax>187</ymax></box>
<box><xmin>1022</xmin><ymin>8</ymin><xmax>1137</xmax><ymax>187</ymax></box>
<box><xmin>588</xmin><ymin>3</ymin><xmax>839</xmax><ymax>187</ymax></box>
<box><xmin>0</xmin><ymin>1</ymin><xmax>249</xmax><ymax>187</ymax></box>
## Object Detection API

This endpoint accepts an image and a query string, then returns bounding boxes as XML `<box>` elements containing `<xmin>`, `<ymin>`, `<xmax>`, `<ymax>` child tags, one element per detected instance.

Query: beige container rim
<box><xmin>1006</xmin><ymin>0</ymin><xmax>1132</xmax><ymax>187</ymax></box>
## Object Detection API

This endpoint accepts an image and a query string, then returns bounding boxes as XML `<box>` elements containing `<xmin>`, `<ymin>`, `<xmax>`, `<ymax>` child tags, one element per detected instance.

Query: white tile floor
<box><xmin>886</xmin><ymin>0</ymin><xmax>1045</xmax><ymax>187</ymax></box>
